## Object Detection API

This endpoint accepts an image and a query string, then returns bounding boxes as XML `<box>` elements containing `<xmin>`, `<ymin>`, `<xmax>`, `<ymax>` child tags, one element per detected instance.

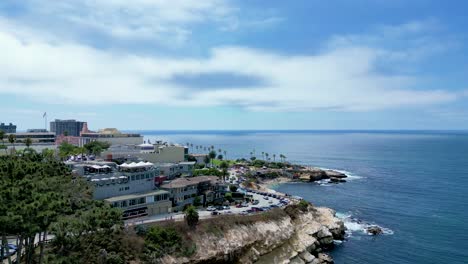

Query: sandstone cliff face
<box><xmin>162</xmin><ymin>206</ymin><xmax>345</xmax><ymax>264</ymax></box>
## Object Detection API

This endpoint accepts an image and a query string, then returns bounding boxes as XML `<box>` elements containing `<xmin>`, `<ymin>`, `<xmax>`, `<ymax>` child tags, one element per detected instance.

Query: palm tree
<box><xmin>190</xmin><ymin>143</ymin><xmax>193</xmax><ymax>152</ymax></box>
<box><xmin>8</xmin><ymin>134</ymin><xmax>16</xmax><ymax>154</ymax></box>
<box><xmin>220</xmin><ymin>161</ymin><xmax>229</xmax><ymax>182</ymax></box>
<box><xmin>223</xmin><ymin>150</ymin><xmax>227</xmax><ymax>160</ymax></box>
<box><xmin>261</xmin><ymin>151</ymin><xmax>265</xmax><ymax>160</ymax></box>
<box><xmin>265</xmin><ymin>153</ymin><xmax>269</xmax><ymax>162</ymax></box>
<box><xmin>273</xmin><ymin>154</ymin><xmax>276</xmax><ymax>162</ymax></box>
<box><xmin>218</xmin><ymin>148</ymin><xmax>222</xmax><ymax>153</ymax></box>
<box><xmin>249</xmin><ymin>151</ymin><xmax>253</xmax><ymax>158</ymax></box>
<box><xmin>195</xmin><ymin>146</ymin><xmax>199</xmax><ymax>152</ymax></box>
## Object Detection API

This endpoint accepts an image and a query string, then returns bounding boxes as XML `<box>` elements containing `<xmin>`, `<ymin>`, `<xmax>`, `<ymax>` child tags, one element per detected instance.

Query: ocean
<box><xmin>139</xmin><ymin>130</ymin><xmax>468</xmax><ymax>264</ymax></box>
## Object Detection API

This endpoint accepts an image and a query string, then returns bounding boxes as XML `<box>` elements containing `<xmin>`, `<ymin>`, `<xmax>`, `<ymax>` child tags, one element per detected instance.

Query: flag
<box><xmin>43</xmin><ymin>112</ymin><xmax>47</xmax><ymax>118</ymax></box>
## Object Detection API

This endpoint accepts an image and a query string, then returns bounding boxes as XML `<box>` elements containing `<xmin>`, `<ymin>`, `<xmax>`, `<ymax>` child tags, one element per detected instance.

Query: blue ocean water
<box><xmin>139</xmin><ymin>130</ymin><xmax>468</xmax><ymax>264</ymax></box>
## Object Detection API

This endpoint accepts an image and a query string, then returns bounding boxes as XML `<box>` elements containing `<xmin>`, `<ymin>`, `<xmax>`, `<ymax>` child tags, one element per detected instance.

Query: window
<box><xmin>139</xmin><ymin>197</ymin><xmax>145</xmax><ymax>204</ymax></box>
<box><xmin>129</xmin><ymin>199</ymin><xmax>136</xmax><ymax>206</ymax></box>
<box><xmin>121</xmin><ymin>201</ymin><xmax>127</xmax><ymax>207</ymax></box>
<box><xmin>131</xmin><ymin>175</ymin><xmax>135</xmax><ymax>181</ymax></box>
<box><xmin>125</xmin><ymin>186</ymin><xmax>130</xmax><ymax>191</ymax></box>
<box><xmin>113</xmin><ymin>202</ymin><xmax>119</xmax><ymax>208</ymax></box>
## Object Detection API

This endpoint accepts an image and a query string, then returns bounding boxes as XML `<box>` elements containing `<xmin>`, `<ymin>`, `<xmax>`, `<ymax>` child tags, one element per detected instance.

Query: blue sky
<box><xmin>1</xmin><ymin>0</ymin><xmax>467</xmax><ymax>130</ymax></box>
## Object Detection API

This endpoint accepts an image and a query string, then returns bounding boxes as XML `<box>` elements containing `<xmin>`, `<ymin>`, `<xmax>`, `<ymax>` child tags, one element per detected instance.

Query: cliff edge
<box><xmin>161</xmin><ymin>204</ymin><xmax>345</xmax><ymax>264</ymax></box>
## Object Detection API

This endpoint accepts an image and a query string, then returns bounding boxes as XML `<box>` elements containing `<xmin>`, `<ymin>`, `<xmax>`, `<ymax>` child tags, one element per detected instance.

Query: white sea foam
<box><xmin>317</xmin><ymin>167</ymin><xmax>364</xmax><ymax>181</ymax></box>
<box><xmin>337</xmin><ymin>212</ymin><xmax>393</xmax><ymax>237</ymax></box>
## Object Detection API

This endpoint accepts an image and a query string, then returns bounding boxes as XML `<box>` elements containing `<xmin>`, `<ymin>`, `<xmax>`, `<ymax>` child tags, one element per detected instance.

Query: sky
<box><xmin>1</xmin><ymin>0</ymin><xmax>468</xmax><ymax>130</ymax></box>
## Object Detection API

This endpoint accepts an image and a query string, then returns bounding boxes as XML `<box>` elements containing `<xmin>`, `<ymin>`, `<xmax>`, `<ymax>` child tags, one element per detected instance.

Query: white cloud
<box><xmin>0</xmin><ymin>18</ymin><xmax>463</xmax><ymax>112</ymax></box>
<box><xmin>6</xmin><ymin>0</ymin><xmax>236</xmax><ymax>46</ymax></box>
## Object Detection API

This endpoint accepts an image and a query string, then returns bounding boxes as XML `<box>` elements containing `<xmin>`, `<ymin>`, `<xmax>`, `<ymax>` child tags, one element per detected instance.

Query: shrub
<box><xmin>229</xmin><ymin>185</ymin><xmax>238</xmax><ymax>192</ymax></box>
<box><xmin>298</xmin><ymin>200</ymin><xmax>310</xmax><ymax>212</ymax></box>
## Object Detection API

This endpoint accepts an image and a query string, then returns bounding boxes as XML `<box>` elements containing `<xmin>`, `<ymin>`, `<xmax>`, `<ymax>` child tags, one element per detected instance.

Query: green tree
<box><xmin>219</xmin><ymin>161</ymin><xmax>229</xmax><ymax>182</ymax></box>
<box><xmin>25</xmin><ymin>137</ymin><xmax>32</xmax><ymax>149</ymax></box>
<box><xmin>0</xmin><ymin>130</ymin><xmax>7</xmax><ymax>154</ymax></box>
<box><xmin>203</xmin><ymin>155</ymin><xmax>210</xmax><ymax>165</ymax></box>
<box><xmin>208</xmin><ymin>150</ymin><xmax>216</xmax><ymax>167</ymax></box>
<box><xmin>217</xmin><ymin>154</ymin><xmax>223</xmax><ymax>160</ymax></box>
<box><xmin>83</xmin><ymin>141</ymin><xmax>111</xmax><ymax>156</ymax></box>
<box><xmin>229</xmin><ymin>185</ymin><xmax>238</xmax><ymax>192</ymax></box>
<box><xmin>193</xmin><ymin>196</ymin><xmax>202</xmax><ymax>206</ymax></box>
<box><xmin>58</xmin><ymin>141</ymin><xmax>77</xmax><ymax>159</ymax></box>
<box><xmin>184</xmin><ymin>205</ymin><xmax>199</xmax><ymax>229</ymax></box>
<box><xmin>7</xmin><ymin>134</ymin><xmax>16</xmax><ymax>154</ymax></box>
<box><xmin>224</xmin><ymin>192</ymin><xmax>233</xmax><ymax>203</ymax></box>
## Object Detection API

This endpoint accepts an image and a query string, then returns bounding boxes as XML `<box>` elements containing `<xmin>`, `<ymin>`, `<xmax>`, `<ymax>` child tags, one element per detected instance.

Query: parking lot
<box><xmin>198</xmin><ymin>188</ymin><xmax>290</xmax><ymax>217</ymax></box>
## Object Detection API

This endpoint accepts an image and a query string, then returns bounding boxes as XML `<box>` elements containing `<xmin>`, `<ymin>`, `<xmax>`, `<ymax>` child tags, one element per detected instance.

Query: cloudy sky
<box><xmin>1</xmin><ymin>0</ymin><xmax>467</xmax><ymax>130</ymax></box>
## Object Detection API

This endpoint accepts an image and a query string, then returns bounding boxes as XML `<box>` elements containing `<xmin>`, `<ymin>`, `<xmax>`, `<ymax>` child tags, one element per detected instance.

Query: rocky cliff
<box><xmin>161</xmin><ymin>205</ymin><xmax>345</xmax><ymax>264</ymax></box>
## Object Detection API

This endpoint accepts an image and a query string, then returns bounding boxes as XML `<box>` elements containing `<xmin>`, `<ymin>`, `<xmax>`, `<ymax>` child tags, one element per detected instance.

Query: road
<box><xmin>125</xmin><ymin>190</ymin><xmax>289</xmax><ymax>227</ymax></box>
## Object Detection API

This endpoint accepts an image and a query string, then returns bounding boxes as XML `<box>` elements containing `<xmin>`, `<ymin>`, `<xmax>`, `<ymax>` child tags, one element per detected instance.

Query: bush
<box><xmin>145</xmin><ymin>226</ymin><xmax>182</xmax><ymax>258</ymax></box>
<box><xmin>298</xmin><ymin>200</ymin><xmax>310</xmax><ymax>212</ymax></box>
<box><xmin>184</xmin><ymin>205</ymin><xmax>199</xmax><ymax>229</ymax></box>
<box><xmin>224</xmin><ymin>192</ymin><xmax>233</xmax><ymax>202</ymax></box>
<box><xmin>229</xmin><ymin>185</ymin><xmax>238</xmax><ymax>192</ymax></box>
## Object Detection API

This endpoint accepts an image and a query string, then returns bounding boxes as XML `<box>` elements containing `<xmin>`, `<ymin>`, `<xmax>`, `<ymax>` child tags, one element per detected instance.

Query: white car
<box><xmin>206</xmin><ymin>206</ymin><xmax>216</xmax><ymax>211</ymax></box>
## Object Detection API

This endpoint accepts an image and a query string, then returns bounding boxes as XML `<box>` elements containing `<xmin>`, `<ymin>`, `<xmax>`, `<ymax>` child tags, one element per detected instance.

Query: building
<box><xmin>67</xmin><ymin>160</ymin><xmax>173</xmax><ymax>219</ymax></box>
<box><xmin>191</xmin><ymin>154</ymin><xmax>209</xmax><ymax>164</ymax></box>
<box><xmin>0</xmin><ymin>123</ymin><xmax>16</xmax><ymax>133</ymax></box>
<box><xmin>161</xmin><ymin>176</ymin><xmax>226</xmax><ymax>211</ymax></box>
<box><xmin>81</xmin><ymin>128</ymin><xmax>143</xmax><ymax>146</ymax></box>
<box><xmin>50</xmin><ymin>119</ymin><xmax>85</xmax><ymax>136</ymax></box>
<box><xmin>68</xmin><ymin>161</ymin><xmax>160</xmax><ymax>200</ymax></box>
<box><xmin>159</xmin><ymin>161</ymin><xmax>196</xmax><ymax>179</ymax></box>
<box><xmin>13</xmin><ymin>132</ymin><xmax>56</xmax><ymax>144</ymax></box>
<box><xmin>26</xmin><ymin>129</ymin><xmax>48</xmax><ymax>133</ymax></box>
<box><xmin>105</xmin><ymin>190</ymin><xmax>172</xmax><ymax>219</ymax></box>
<box><xmin>102</xmin><ymin>143</ymin><xmax>188</xmax><ymax>163</ymax></box>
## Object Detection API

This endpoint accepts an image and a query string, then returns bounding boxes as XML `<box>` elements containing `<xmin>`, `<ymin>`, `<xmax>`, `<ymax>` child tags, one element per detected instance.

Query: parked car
<box><xmin>211</xmin><ymin>211</ymin><xmax>220</xmax><ymax>215</ymax></box>
<box><xmin>223</xmin><ymin>205</ymin><xmax>231</xmax><ymax>210</ymax></box>
<box><xmin>252</xmin><ymin>200</ymin><xmax>259</xmax><ymax>205</ymax></box>
<box><xmin>270</xmin><ymin>204</ymin><xmax>279</xmax><ymax>208</ymax></box>
<box><xmin>206</xmin><ymin>206</ymin><xmax>216</xmax><ymax>211</ymax></box>
<box><xmin>236</xmin><ymin>204</ymin><xmax>243</xmax><ymax>208</ymax></box>
<box><xmin>263</xmin><ymin>197</ymin><xmax>269</xmax><ymax>200</ymax></box>
<box><xmin>216</xmin><ymin>206</ymin><xmax>224</xmax><ymax>210</ymax></box>
<box><xmin>268</xmin><ymin>200</ymin><xmax>273</xmax><ymax>204</ymax></box>
<box><xmin>246</xmin><ymin>209</ymin><xmax>254</xmax><ymax>214</ymax></box>
<box><xmin>0</xmin><ymin>244</ymin><xmax>17</xmax><ymax>259</ymax></box>
<box><xmin>241</xmin><ymin>202</ymin><xmax>249</xmax><ymax>207</ymax></box>
<box><xmin>251</xmin><ymin>207</ymin><xmax>264</xmax><ymax>212</ymax></box>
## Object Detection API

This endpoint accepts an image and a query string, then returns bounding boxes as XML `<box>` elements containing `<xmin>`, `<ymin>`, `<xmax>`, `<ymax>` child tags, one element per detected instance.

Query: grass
<box><xmin>211</xmin><ymin>159</ymin><xmax>236</xmax><ymax>167</ymax></box>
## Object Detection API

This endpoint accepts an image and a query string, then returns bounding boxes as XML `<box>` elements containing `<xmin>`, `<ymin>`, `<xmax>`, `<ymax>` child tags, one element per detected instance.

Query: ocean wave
<box><xmin>317</xmin><ymin>167</ymin><xmax>364</xmax><ymax>181</ymax></box>
<box><xmin>337</xmin><ymin>212</ymin><xmax>393</xmax><ymax>236</ymax></box>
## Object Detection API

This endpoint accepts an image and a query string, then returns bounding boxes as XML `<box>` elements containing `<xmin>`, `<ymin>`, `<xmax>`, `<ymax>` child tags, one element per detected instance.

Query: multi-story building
<box><xmin>102</xmin><ymin>143</ymin><xmax>188</xmax><ymax>163</ymax></box>
<box><xmin>105</xmin><ymin>189</ymin><xmax>171</xmax><ymax>219</ymax></box>
<box><xmin>0</xmin><ymin>123</ymin><xmax>16</xmax><ymax>133</ymax></box>
<box><xmin>161</xmin><ymin>176</ymin><xmax>226</xmax><ymax>211</ymax></box>
<box><xmin>50</xmin><ymin>119</ymin><xmax>85</xmax><ymax>136</ymax></box>
<box><xmin>81</xmin><ymin>128</ymin><xmax>143</xmax><ymax>146</ymax></box>
<box><xmin>67</xmin><ymin>160</ymin><xmax>172</xmax><ymax>219</ymax></box>
<box><xmin>13</xmin><ymin>132</ymin><xmax>55</xmax><ymax>144</ymax></box>
<box><xmin>159</xmin><ymin>161</ymin><xmax>195</xmax><ymax>179</ymax></box>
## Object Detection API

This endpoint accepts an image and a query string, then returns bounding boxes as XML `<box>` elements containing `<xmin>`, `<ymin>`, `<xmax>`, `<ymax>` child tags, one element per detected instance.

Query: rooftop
<box><xmin>104</xmin><ymin>189</ymin><xmax>169</xmax><ymax>202</ymax></box>
<box><xmin>160</xmin><ymin>176</ymin><xmax>221</xmax><ymax>189</ymax></box>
